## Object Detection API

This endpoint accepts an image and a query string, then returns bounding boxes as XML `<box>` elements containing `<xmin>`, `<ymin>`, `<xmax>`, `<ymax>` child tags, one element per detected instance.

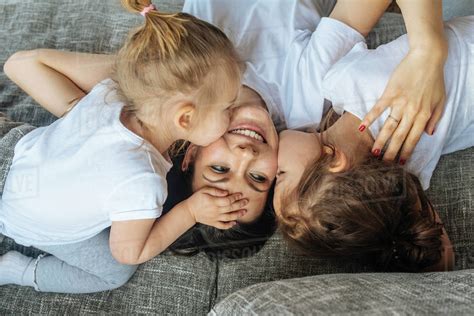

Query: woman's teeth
<box><xmin>230</xmin><ymin>129</ymin><xmax>264</xmax><ymax>142</ymax></box>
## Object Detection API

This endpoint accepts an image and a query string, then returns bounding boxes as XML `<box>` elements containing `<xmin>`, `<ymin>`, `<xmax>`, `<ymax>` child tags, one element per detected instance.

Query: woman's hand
<box><xmin>359</xmin><ymin>47</ymin><xmax>447</xmax><ymax>163</ymax></box>
<box><xmin>184</xmin><ymin>187</ymin><xmax>248</xmax><ymax>230</ymax></box>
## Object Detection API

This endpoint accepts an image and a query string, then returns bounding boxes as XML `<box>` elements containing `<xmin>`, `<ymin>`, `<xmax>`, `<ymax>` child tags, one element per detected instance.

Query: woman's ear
<box><xmin>182</xmin><ymin>144</ymin><xmax>198</xmax><ymax>171</ymax></box>
<box><xmin>325</xmin><ymin>146</ymin><xmax>349</xmax><ymax>173</ymax></box>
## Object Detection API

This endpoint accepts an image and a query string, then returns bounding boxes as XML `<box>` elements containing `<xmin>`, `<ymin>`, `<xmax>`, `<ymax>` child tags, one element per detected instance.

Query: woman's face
<box><xmin>273</xmin><ymin>130</ymin><xmax>322</xmax><ymax>217</ymax></box>
<box><xmin>190</xmin><ymin>87</ymin><xmax>279</xmax><ymax>223</ymax></box>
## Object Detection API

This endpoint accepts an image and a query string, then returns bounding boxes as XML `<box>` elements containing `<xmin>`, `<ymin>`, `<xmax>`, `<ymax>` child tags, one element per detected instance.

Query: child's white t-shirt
<box><xmin>0</xmin><ymin>79</ymin><xmax>172</xmax><ymax>246</ymax></box>
<box><xmin>183</xmin><ymin>0</ymin><xmax>364</xmax><ymax>131</ymax></box>
<box><xmin>323</xmin><ymin>16</ymin><xmax>474</xmax><ymax>190</ymax></box>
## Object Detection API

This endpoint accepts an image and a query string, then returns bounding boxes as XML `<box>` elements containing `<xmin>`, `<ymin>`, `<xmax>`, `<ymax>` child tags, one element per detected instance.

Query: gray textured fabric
<box><xmin>366</xmin><ymin>13</ymin><xmax>406</xmax><ymax>49</ymax></box>
<box><xmin>212</xmin><ymin>270</ymin><xmax>474</xmax><ymax>315</ymax></box>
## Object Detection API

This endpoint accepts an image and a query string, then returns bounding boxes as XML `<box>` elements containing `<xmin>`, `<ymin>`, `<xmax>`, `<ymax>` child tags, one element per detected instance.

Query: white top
<box><xmin>184</xmin><ymin>0</ymin><xmax>364</xmax><ymax>131</ymax></box>
<box><xmin>323</xmin><ymin>16</ymin><xmax>474</xmax><ymax>189</ymax></box>
<box><xmin>0</xmin><ymin>79</ymin><xmax>172</xmax><ymax>246</ymax></box>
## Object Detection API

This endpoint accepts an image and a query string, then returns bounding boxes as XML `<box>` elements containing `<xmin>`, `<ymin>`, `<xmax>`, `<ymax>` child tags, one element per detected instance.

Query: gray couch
<box><xmin>1</xmin><ymin>1</ymin><xmax>472</xmax><ymax>314</ymax></box>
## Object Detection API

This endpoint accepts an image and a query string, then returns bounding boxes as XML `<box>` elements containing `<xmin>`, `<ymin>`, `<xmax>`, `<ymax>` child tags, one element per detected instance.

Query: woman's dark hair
<box><xmin>163</xmin><ymin>151</ymin><xmax>277</xmax><ymax>259</ymax></box>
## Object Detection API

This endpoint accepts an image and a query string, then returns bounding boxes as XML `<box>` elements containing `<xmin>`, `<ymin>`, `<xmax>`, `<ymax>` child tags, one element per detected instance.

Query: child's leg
<box><xmin>0</xmin><ymin>228</ymin><xmax>138</xmax><ymax>293</ymax></box>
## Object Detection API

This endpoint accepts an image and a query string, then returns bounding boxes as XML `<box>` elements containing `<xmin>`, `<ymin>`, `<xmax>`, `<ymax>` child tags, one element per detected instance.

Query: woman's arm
<box><xmin>4</xmin><ymin>49</ymin><xmax>115</xmax><ymax>117</ymax></box>
<box><xmin>330</xmin><ymin>0</ymin><xmax>392</xmax><ymax>37</ymax></box>
<box><xmin>358</xmin><ymin>0</ymin><xmax>447</xmax><ymax>162</ymax></box>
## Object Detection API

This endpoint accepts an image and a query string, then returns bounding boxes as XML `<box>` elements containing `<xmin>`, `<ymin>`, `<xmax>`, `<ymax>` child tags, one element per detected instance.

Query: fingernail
<box><xmin>399</xmin><ymin>159</ymin><xmax>406</xmax><ymax>165</ymax></box>
<box><xmin>240</xmin><ymin>210</ymin><xmax>246</xmax><ymax>216</ymax></box>
<box><xmin>359</xmin><ymin>125</ymin><xmax>366</xmax><ymax>132</ymax></box>
<box><xmin>372</xmin><ymin>149</ymin><xmax>381</xmax><ymax>157</ymax></box>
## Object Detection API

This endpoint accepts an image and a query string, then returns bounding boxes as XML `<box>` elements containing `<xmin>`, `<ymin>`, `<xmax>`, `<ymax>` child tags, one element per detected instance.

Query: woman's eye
<box><xmin>210</xmin><ymin>165</ymin><xmax>229</xmax><ymax>174</ymax></box>
<box><xmin>250</xmin><ymin>173</ymin><xmax>267</xmax><ymax>183</ymax></box>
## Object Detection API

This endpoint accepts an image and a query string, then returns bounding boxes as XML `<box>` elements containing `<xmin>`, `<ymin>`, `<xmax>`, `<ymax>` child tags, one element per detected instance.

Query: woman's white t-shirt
<box><xmin>184</xmin><ymin>0</ymin><xmax>364</xmax><ymax>131</ymax></box>
<box><xmin>323</xmin><ymin>16</ymin><xmax>474</xmax><ymax>189</ymax></box>
<box><xmin>0</xmin><ymin>79</ymin><xmax>172</xmax><ymax>246</ymax></box>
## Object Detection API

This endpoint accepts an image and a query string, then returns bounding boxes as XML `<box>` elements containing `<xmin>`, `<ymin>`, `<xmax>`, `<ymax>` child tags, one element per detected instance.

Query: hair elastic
<box><xmin>140</xmin><ymin>3</ymin><xmax>156</xmax><ymax>17</ymax></box>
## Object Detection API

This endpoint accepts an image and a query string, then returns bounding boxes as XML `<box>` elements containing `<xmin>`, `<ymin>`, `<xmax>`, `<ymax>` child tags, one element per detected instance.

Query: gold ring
<box><xmin>388</xmin><ymin>115</ymin><xmax>400</xmax><ymax>124</ymax></box>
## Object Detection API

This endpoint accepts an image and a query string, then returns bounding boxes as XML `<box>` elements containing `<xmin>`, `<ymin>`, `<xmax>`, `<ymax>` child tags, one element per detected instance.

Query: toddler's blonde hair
<box><xmin>114</xmin><ymin>0</ymin><xmax>241</xmax><ymax>129</ymax></box>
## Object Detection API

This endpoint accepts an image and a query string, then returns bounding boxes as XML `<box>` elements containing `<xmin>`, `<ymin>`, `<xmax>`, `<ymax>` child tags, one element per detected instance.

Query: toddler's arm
<box><xmin>4</xmin><ymin>49</ymin><xmax>115</xmax><ymax>117</ymax></box>
<box><xmin>109</xmin><ymin>188</ymin><xmax>247</xmax><ymax>265</ymax></box>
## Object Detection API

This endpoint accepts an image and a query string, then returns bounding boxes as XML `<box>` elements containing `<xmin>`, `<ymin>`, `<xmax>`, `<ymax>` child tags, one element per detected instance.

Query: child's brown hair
<box><xmin>278</xmin><ymin>127</ymin><xmax>444</xmax><ymax>272</ymax></box>
<box><xmin>114</xmin><ymin>0</ymin><xmax>241</xmax><ymax>127</ymax></box>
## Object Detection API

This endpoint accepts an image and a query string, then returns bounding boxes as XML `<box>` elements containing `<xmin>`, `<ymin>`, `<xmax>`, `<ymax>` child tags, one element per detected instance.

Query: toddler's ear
<box><xmin>182</xmin><ymin>144</ymin><xmax>198</xmax><ymax>171</ymax></box>
<box><xmin>175</xmin><ymin>102</ymin><xmax>196</xmax><ymax>131</ymax></box>
<box><xmin>326</xmin><ymin>146</ymin><xmax>349</xmax><ymax>173</ymax></box>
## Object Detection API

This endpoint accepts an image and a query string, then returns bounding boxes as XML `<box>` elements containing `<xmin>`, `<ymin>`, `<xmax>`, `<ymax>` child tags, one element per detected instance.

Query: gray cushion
<box><xmin>212</xmin><ymin>269</ymin><xmax>474</xmax><ymax>315</ymax></box>
<box><xmin>425</xmin><ymin>148</ymin><xmax>474</xmax><ymax>271</ymax></box>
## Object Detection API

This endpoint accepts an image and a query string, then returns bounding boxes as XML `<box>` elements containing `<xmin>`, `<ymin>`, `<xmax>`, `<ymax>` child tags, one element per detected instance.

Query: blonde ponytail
<box><xmin>113</xmin><ymin>0</ymin><xmax>241</xmax><ymax>131</ymax></box>
<box><xmin>121</xmin><ymin>0</ymin><xmax>188</xmax><ymax>58</ymax></box>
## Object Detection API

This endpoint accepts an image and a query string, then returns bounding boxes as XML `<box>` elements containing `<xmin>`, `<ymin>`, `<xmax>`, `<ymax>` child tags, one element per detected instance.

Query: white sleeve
<box><xmin>104</xmin><ymin>174</ymin><xmax>168</xmax><ymax>222</ymax></box>
<box><xmin>283</xmin><ymin>17</ymin><xmax>365</xmax><ymax>129</ymax></box>
<box><xmin>304</xmin><ymin>18</ymin><xmax>366</xmax><ymax>79</ymax></box>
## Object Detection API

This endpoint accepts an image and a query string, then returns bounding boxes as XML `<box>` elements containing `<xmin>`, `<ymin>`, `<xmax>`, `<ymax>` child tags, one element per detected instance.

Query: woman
<box><xmin>184</xmin><ymin>0</ymin><xmax>449</xmax><ymax>164</ymax></box>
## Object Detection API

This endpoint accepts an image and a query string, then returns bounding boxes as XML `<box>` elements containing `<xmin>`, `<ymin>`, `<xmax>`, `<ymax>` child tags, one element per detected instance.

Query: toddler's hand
<box><xmin>184</xmin><ymin>187</ymin><xmax>248</xmax><ymax>230</ymax></box>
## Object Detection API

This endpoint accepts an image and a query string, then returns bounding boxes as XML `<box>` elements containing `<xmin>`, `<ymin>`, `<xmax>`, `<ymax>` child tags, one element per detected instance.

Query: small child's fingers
<box><xmin>219</xmin><ymin>210</ymin><xmax>247</xmax><ymax>222</ymax></box>
<box><xmin>215</xmin><ymin>193</ymin><xmax>244</xmax><ymax>207</ymax></box>
<box><xmin>221</xmin><ymin>198</ymin><xmax>248</xmax><ymax>213</ymax></box>
<box><xmin>226</xmin><ymin>192</ymin><xmax>244</xmax><ymax>205</ymax></box>
<box><xmin>204</xmin><ymin>187</ymin><xmax>228</xmax><ymax>197</ymax></box>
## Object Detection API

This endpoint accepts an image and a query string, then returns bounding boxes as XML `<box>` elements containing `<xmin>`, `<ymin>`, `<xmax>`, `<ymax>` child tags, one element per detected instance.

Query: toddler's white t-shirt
<box><xmin>323</xmin><ymin>16</ymin><xmax>474</xmax><ymax>189</ymax></box>
<box><xmin>0</xmin><ymin>79</ymin><xmax>172</xmax><ymax>246</ymax></box>
<box><xmin>184</xmin><ymin>0</ymin><xmax>364</xmax><ymax>131</ymax></box>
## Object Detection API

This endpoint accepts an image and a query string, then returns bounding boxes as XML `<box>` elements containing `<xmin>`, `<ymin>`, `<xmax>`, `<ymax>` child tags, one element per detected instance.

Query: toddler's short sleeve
<box><xmin>104</xmin><ymin>174</ymin><xmax>167</xmax><ymax>222</ymax></box>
